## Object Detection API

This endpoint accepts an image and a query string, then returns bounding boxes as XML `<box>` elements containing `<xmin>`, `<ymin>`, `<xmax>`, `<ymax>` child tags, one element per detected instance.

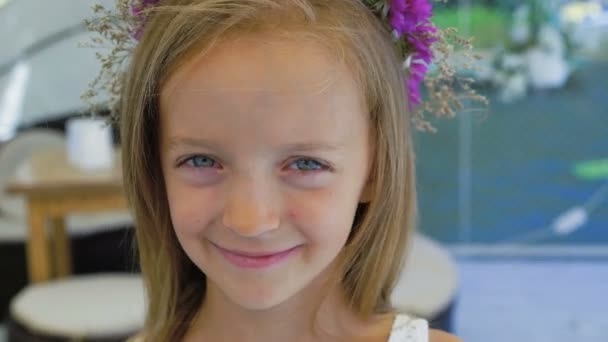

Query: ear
<box><xmin>359</xmin><ymin>179</ymin><xmax>373</xmax><ymax>203</ymax></box>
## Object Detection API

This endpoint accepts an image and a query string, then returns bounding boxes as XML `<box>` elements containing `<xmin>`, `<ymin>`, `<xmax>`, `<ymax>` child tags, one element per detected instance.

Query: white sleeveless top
<box><xmin>387</xmin><ymin>314</ymin><xmax>429</xmax><ymax>342</ymax></box>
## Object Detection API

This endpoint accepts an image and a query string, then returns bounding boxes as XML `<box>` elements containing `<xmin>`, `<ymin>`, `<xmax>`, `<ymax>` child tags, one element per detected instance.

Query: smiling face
<box><xmin>159</xmin><ymin>32</ymin><xmax>373</xmax><ymax>310</ymax></box>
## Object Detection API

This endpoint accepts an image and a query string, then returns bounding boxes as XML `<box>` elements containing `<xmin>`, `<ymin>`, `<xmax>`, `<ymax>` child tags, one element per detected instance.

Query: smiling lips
<box><xmin>213</xmin><ymin>243</ymin><xmax>301</xmax><ymax>269</ymax></box>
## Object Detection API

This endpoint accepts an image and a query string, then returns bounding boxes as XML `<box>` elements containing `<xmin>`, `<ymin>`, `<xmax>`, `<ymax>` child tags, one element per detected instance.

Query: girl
<box><xmin>90</xmin><ymin>0</ymin><xmax>469</xmax><ymax>341</ymax></box>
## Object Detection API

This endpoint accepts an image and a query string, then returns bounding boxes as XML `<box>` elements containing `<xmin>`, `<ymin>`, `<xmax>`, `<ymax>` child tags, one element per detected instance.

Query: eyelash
<box><xmin>180</xmin><ymin>155</ymin><xmax>219</xmax><ymax>169</ymax></box>
<box><xmin>178</xmin><ymin>155</ymin><xmax>330</xmax><ymax>173</ymax></box>
<box><xmin>287</xmin><ymin>158</ymin><xmax>330</xmax><ymax>173</ymax></box>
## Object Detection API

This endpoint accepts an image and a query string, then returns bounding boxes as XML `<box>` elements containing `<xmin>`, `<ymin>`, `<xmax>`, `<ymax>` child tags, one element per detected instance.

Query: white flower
<box><xmin>526</xmin><ymin>48</ymin><xmax>570</xmax><ymax>89</ymax></box>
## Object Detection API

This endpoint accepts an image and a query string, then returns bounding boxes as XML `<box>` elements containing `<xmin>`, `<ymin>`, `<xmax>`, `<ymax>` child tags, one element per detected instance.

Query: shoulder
<box><xmin>429</xmin><ymin>329</ymin><xmax>462</xmax><ymax>342</ymax></box>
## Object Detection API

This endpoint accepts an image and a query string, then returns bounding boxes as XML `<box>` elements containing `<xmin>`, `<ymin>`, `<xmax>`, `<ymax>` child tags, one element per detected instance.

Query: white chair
<box><xmin>391</xmin><ymin>234</ymin><xmax>459</xmax><ymax>331</ymax></box>
<box><xmin>8</xmin><ymin>274</ymin><xmax>145</xmax><ymax>341</ymax></box>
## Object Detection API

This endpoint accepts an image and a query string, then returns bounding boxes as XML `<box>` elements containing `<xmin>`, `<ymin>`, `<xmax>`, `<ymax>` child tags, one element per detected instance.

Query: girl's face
<box><xmin>160</xmin><ymin>33</ymin><xmax>372</xmax><ymax>310</ymax></box>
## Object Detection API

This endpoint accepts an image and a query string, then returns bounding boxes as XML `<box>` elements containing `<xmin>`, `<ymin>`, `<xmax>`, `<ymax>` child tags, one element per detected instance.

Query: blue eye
<box><xmin>185</xmin><ymin>155</ymin><xmax>217</xmax><ymax>168</ymax></box>
<box><xmin>290</xmin><ymin>158</ymin><xmax>325</xmax><ymax>172</ymax></box>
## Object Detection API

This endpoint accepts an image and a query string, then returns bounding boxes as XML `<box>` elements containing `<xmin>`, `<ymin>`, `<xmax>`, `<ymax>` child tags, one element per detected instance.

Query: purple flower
<box><xmin>390</xmin><ymin>10</ymin><xmax>418</xmax><ymax>34</ymax></box>
<box><xmin>131</xmin><ymin>0</ymin><xmax>159</xmax><ymax>16</ymax></box>
<box><xmin>389</xmin><ymin>0</ymin><xmax>438</xmax><ymax>108</ymax></box>
<box><xmin>408</xmin><ymin>62</ymin><xmax>428</xmax><ymax>106</ymax></box>
<box><xmin>131</xmin><ymin>0</ymin><xmax>160</xmax><ymax>40</ymax></box>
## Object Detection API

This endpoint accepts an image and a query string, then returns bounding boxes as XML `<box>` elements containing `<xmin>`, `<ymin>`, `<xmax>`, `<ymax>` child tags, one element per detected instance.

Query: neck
<box><xmin>184</xmin><ymin>267</ymin><xmax>385</xmax><ymax>342</ymax></box>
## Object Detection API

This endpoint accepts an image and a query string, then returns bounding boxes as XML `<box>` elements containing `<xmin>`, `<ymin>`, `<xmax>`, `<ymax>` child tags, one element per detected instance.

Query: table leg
<box><xmin>26</xmin><ymin>200</ymin><xmax>51</xmax><ymax>283</ymax></box>
<box><xmin>51</xmin><ymin>216</ymin><xmax>72</xmax><ymax>278</ymax></box>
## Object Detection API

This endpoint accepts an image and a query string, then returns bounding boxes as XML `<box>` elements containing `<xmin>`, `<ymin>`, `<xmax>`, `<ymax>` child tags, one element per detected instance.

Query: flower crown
<box><xmin>82</xmin><ymin>0</ymin><xmax>486</xmax><ymax>132</ymax></box>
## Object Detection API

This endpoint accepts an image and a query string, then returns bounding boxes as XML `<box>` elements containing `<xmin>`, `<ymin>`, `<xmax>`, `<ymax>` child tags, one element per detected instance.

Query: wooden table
<box><xmin>7</xmin><ymin>148</ymin><xmax>127</xmax><ymax>283</ymax></box>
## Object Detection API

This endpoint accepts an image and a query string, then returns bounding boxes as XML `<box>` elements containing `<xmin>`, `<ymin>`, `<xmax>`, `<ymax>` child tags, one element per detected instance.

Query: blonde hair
<box><xmin>119</xmin><ymin>0</ymin><xmax>416</xmax><ymax>340</ymax></box>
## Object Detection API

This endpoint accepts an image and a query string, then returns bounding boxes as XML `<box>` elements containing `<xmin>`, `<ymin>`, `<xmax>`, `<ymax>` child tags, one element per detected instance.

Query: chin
<box><xmin>223</xmin><ymin>284</ymin><xmax>299</xmax><ymax>311</ymax></box>
<box><xmin>212</xmin><ymin>261</ymin><xmax>338</xmax><ymax>312</ymax></box>
<box><xmin>206</xmin><ymin>262</ymin><xmax>325</xmax><ymax>312</ymax></box>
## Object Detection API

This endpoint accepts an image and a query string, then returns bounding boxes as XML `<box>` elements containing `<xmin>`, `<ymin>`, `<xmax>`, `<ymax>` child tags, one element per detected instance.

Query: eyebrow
<box><xmin>281</xmin><ymin>142</ymin><xmax>345</xmax><ymax>153</ymax></box>
<box><xmin>168</xmin><ymin>137</ymin><xmax>222</xmax><ymax>151</ymax></box>
<box><xmin>167</xmin><ymin>137</ymin><xmax>345</xmax><ymax>153</ymax></box>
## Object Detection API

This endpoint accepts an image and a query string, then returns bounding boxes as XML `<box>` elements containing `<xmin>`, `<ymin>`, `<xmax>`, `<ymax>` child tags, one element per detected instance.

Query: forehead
<box><xmin>159</xmin><ymin>33</ymin><xmax>367</xmax><ymax>145</ymax></box>
<box><xmin>163</xmin><ymin>32</ymin><xmax>344</xmax><ymax>94</ymax></box>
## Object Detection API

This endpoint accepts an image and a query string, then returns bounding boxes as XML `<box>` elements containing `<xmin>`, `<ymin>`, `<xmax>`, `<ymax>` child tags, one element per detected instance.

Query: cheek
<box><xmin>287</xmin><ymin>188</ymin><xmax>358</xmax><ymax>246</ymax></box>
<box><xmin>165</xmin><ymin>182</ymin><xmax>221</xmax><ymax>236</ymax></box>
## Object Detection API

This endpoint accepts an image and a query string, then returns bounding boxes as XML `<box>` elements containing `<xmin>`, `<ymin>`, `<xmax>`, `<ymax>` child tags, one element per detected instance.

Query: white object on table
<box><xmin>66</xmin><ymin>117</ymin><xmax>114</xmax><ymax>171</ymax></box>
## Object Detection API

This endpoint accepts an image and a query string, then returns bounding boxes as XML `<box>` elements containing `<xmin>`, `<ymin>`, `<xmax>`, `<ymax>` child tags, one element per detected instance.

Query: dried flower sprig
<box><xmin>415</xmin><ymin>26</ymin><xmax>489</xmax><ymax>132</ymax></box>
<box><xmin>80</xmin><ymin>1</ymin><xmax>144</xmax><ymax>123</ymax></box>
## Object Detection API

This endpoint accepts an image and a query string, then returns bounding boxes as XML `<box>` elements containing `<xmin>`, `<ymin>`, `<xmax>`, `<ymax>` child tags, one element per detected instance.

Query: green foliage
<box><xmin>432</xmin><ymin>5</ymin><xmax>508</xmax><ymax>48</ymax></box>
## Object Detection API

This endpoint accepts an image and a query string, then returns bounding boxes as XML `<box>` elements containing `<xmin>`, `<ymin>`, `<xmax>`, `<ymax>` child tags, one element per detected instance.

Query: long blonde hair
<box><xmin>119</xmin><ymin>1</ymin><xmax>416</xmax><ymax>340</ymax></box>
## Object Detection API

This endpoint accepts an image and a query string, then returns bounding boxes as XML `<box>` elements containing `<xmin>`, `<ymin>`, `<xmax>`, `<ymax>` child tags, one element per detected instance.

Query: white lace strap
<box><xmin>388</xmin><ymin>314</ymin><xmax>429</xmax><ymax>342</ymax></box>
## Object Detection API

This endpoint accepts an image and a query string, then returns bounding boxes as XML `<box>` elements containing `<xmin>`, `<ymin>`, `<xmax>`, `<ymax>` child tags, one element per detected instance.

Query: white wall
<box><xmin>0</xmin><ymin>0</ymin><xmax>114</xmax><ymax>126</ymax></box>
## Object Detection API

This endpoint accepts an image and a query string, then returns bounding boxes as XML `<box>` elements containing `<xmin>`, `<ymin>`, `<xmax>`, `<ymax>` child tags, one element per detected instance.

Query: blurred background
<box><xmin>0</xmin><ymin>0</ymin><xmax>606</xmax><ymax>341</ymax></box>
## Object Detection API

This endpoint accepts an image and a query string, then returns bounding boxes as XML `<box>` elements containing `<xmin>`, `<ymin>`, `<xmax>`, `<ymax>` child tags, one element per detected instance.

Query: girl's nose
<box><xmin>222</xmin><ymin>176</ymin><xmax>280</xmax><ymax>237</ymax></box>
